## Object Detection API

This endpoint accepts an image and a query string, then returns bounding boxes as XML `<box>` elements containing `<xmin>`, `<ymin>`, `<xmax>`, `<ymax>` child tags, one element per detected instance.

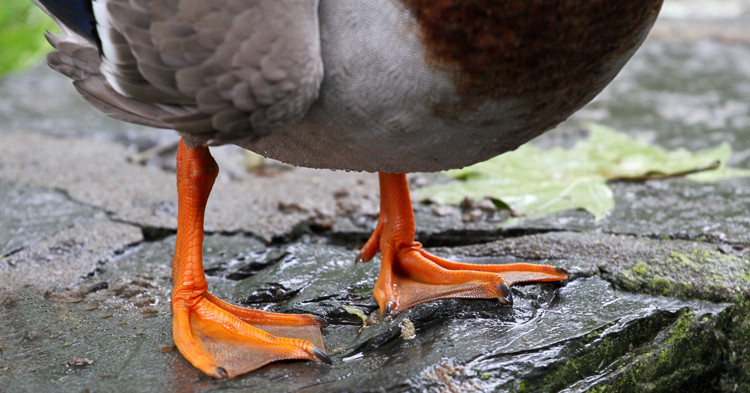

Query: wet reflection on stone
<box><xmin>6</xmin><ymin>218</ymin><xmax>750</xmax><ymax>392</ymax></box>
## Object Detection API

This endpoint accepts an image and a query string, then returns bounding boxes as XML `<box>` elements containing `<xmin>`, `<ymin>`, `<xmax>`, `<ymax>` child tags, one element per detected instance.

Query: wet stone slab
<box><xmin>0</xmin><ymin>132</ymin><xmax>378</xmax><ymax>243</ymax></box>
<box><xmin>508</xmin><ymin>177</ymin><xmax>750</xmax><ymax>245</ymax></box>
<box><xmin>0</xmin><ymin>180</ymin><xmax>143</xmax><ymax>291</ymax></box>
<box><xmin>0</xmin><ymin>234</ymin><xmax>738</xmax><ymax>393</ymax></box>
<box><xmin>0</xmin><ymin>180</ymin><xmax>101</xmax><ymax>257</ymax></box>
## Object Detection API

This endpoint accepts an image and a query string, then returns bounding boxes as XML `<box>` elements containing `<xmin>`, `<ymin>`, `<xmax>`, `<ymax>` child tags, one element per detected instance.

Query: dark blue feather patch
<box><xmin>38</xmin><ymin>0</ymin><xmax>99</xmax><ymax>45</ymax></box>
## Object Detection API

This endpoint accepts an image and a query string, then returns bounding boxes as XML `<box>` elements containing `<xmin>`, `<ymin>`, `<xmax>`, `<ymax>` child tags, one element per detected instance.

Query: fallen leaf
<box><xmin>419</xmin><ymin>123</ymin><xmax>750</xmax><ymax>223</ymax></box>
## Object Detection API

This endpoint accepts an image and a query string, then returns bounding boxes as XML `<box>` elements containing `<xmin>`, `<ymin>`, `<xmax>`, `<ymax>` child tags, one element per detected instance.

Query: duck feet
<box><xmin>358</xmin><ymin>173</ymin><xmax>569</xmax><ymax>314</ymax></box>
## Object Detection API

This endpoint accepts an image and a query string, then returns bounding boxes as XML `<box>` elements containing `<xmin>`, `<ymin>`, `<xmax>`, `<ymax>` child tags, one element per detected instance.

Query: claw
<box><xmin>497</xmin><ymin>281</ymin><xmax>513</xmax><ymax>305</ymax></box>
<box><xmin>215</xmin><ymin>367</ymin><xmax>229</xmax><ymax>379</ymax></box>
<box><xmin>384</xmin><ymin>300</ymin><xmax>397</xmax><ymax>316</ymax></box>
<box><xmin>555</xmin><ymin>266</ymin><xmax>571</xmax><ymax>275</ymax></box>
<box><xmin>312</xmin><ymin>347</ymin><xmax>333</xmax><ymax>365</ymax></box>
<box><xmin>314</xmin><ymin>315</ymin><xmax>329</xmax><ymax>327</ymax></box>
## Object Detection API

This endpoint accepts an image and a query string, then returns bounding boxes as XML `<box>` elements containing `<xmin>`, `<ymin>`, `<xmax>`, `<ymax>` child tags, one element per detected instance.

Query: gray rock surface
<box><xmin>1</xmin><ymin>1</ymin><xmax>749</xmax><ymax>392</ymax></box>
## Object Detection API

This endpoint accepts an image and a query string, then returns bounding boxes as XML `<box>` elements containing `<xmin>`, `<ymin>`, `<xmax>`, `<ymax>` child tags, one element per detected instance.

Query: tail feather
<box><xmin>74</xmin><ymin>76</ymin><xmax>187</xmax><ymax>129</ymax></box>
<box><xmin>34</xmin><ymin>0</ymin><xmax>99</xmax><ymax>45</ymax></box>
<box><xmin>33</xmin><ymin>0</ymin><xmax>186</xmax><ymax>130</ymax></box>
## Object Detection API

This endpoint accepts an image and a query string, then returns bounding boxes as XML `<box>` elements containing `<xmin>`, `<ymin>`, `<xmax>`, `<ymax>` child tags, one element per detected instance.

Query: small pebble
<box><xmin>400</xmin><ymin>318</ymin><xmax>416</xmax><ymax>340</ymax></box>
<box><xmin>477</xmin><ymin>198</ymin><xmax>497</xmax><ymax>212</ymax></box>
<box><xmin>157</xmin><ymin>346</ymin><xmax>177</xmax><ymax>353</ymax></box>
<box><xmin>431</xmin><ymin>204</ymin><xmax>454</xmax><ymax>217</ymax></box>
<box><xmin>66</xmin><ymin>358</ymin><xmax>93</xmax><ymax>370</ymax></box>
<box><xmin>459</xmin><ymin>196</ymin><xmax>476</xmax><ymax>209</ymax></box>
<box><xmin>86</xmin><ymin>282</ymin><xmax>109</xmax><ymax>293</ymax></box>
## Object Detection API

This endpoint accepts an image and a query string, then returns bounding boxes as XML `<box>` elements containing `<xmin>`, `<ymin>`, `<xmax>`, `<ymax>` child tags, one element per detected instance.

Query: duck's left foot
<box><xmin>358</xmin><ymin>173</ymin><xmax>569</xmax><ymax>314</ymax></box>
<box><xmin>172</xmin><ymin>291</ymin><xmax>329</xmax><ymax>378</ymax></box>
<box><xmin>172</xmin><ymin>139</ymin><xmax>330</xmax><ymax>378</ymax></box>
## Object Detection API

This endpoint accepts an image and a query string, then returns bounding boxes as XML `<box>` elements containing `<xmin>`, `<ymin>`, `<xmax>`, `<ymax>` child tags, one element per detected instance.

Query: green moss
<box><xmin>651</xmin><ymin>277</ymin><xmax>674</xmax><ymax>296</ymax></box>
<box><xmin>619</xmin><ymin>248</ymin><xmax>748</xmax><ymax>302</ymax></box>
<box><xmin>522</xmin><ymin>308</ymin><xmax>725</xmax><ymax>393</ymax></box>
<box><xmin>587</xmin><ymin>385</ymin><xmax>608</xmax><ymax>393</ymax></box>
<box><xmin>718</xmin><ymin>294</ymin><xmax>750</xmax><ymax>391</ymax></box>
<box><xmin>668</xmin><ymin>249</ymin><xmax>738</xmax><ymax>268</ymax></box>
<box><xmin>606</xmin><ymin>310</ymin><xmax>721</xmax><ymax>392</ymax></box>
<box><xmin>534</xmin><ymin>314</ymin><xmax>672</xmax><ymax>392</ymax></box>
<box><xmin>666</xmin><ymin>311</ymin><xmax>693</xmax><ymax>344</ymax></box>
<box><xmin>630</xmin><ymin>262</ymin><xmax>651</xmax><ymax>275</ymax></box>
<box><xmin>516</xmin><ymin>379</ymin><xmax>529</xmax><ymax>393</ymax></box>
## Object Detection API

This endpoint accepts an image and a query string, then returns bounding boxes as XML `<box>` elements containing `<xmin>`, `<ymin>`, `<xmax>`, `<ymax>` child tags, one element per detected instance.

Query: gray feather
<box><xmin>38</xmin><ymin>0</ymin><xmax>324</xmax><ymax>143</ymax></box>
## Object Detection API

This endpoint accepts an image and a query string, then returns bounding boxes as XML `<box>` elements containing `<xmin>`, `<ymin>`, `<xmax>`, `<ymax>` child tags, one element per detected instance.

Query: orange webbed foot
<box><xmin>172</xmin><ymin>140</ymin><xmax>329</xmax><ymax>378</ymax></box>
<box><xmin>172</xmin><ymin>292</ymin><xmax>329</xmax><ymax>378</ymax></box>
<box><xmin>360</xmin><ymin>173</ymin><xmax>569</xmax><ymax>315</ymax></box>
<box><xmin>371</xmin><ymin>242</ymin><xmax>569</xmax><ymax>314</ymax></box>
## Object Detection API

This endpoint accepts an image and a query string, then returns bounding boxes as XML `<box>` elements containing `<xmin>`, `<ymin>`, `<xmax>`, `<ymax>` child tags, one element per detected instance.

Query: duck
<box><xmin>32</xmin><ymin>0</ymin><xmax>663</xmax><ymax>379</ymax></box>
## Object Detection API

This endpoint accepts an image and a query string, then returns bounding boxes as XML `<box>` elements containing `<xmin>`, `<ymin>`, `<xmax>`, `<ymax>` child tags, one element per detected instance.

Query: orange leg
<box><xmin>358</xmin><ymin>173</ymin><xmax>570</xmax><ymax>314</ymax></box>
<box><xmin>171</xmin><ymin>139</ymin><xmax>330</xmax><ymax>378</ymax></box>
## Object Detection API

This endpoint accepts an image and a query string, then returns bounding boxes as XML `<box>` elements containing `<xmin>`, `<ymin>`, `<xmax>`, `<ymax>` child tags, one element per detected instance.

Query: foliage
<box><xmin>0</xmin><ymin>0</ymin><xmax>56</xmax><ymax>77</ymax></box>
<box><xmin>419</xmin><ymin>123</ymin><xmax>750</xmax><ymax>223</ymax></box>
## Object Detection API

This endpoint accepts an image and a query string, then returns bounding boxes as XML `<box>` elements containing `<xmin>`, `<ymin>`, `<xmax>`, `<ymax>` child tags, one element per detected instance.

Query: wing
<box><xmin>34</xmin><ymin>0</ymin><xmax>324</xmax><ymax>143</ymax></box>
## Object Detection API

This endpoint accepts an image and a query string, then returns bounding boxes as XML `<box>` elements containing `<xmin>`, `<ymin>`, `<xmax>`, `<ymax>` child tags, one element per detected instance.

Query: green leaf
<box><xmin>342</xmin><ymin>305</ymin><xmax>368</xmax><ymax>330</ymax></box>
<box><xmin>0</xmin><ymin>0</ymin><xmax>57</xmax><ymax>77</ymax></box>
<box><xmin>418</xmin><ymin>123</ymin><xmax>750</xmax><ymax>224</ymax></box>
